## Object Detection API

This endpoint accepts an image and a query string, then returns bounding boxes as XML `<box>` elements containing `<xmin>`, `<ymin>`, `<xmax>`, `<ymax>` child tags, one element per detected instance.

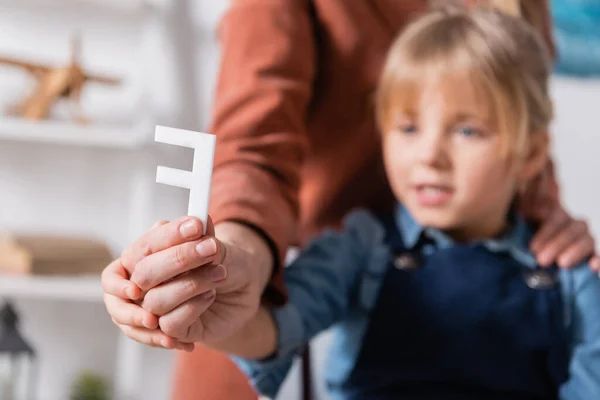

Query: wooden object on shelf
<box><xmin>0</xmin><ymin>233</ymin><xmax>113</xmax><ymax>276</ymax></box>
<box><xmin>0</xmin><ymin>35</ymin><xmax>121</xmax><ymax>124</ymax></box>
<box><xmin>155</xmin><ymin>125</ymin><xmax>216</xmax><ymax>235</ymax></box>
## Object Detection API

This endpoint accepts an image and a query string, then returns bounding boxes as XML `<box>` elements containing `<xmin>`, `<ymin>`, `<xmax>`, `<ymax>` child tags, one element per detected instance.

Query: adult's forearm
<box><xmin>208</xmin><ymin>306</ymin><xmax>278</xmax><ymax>359</ymax></box>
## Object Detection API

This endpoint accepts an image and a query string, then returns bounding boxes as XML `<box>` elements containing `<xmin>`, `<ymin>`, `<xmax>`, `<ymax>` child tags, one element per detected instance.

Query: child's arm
<box><xmin>219</xmin><ymin>210</ymin><xmax>389</xmax><ymax>398</ymax></box>
<box><xmin>559</xmin><ymin>266</ymin><xmax>600</xmax><ymax>399</ymax></box>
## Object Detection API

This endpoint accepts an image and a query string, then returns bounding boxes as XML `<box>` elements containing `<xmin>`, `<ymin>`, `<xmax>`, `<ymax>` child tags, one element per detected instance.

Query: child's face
<box><xmin>382</xmin><ymin>75</ymin><xmax>546</xmax><ymax>241</ymax></box>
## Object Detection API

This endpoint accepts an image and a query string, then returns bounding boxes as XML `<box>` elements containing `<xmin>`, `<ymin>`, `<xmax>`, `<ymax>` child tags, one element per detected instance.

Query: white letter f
<box><xmin>154</xmin><ymin>125</ymin><xmax>216</xmax><ymax>234</ymax></box>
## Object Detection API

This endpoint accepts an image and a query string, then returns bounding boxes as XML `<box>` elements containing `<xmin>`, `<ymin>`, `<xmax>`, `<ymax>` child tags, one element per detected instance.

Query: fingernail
<box><xmin>202</xmin><ymin>289</ymin><xmax>217</xmax><ymax>300</ymax></box>
<box><xmin>161</xmin><ymin>339</ymin><xmax>168</xmax><ymax>348</ymax></box>
<box><xmin>558</xmin><ymin>257</ymin><xmax>571</xmax><ymax>269</ymax></box>
<box><xmin>207</xmin><ymin>265</ymin><xmax>227</xmax><ymax>282</ymax></box>
<box><xmin>180</xmin><ymin>220</ymin><xmax>200</xmax><ymax>238</ymax></box>
<box><xmin>196</xmin><ymin>239</ymin><xmax>217</xmax><ymax>257</ymax></box>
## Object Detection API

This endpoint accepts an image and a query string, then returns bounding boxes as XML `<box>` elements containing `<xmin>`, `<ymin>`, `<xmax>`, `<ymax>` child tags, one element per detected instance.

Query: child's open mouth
<box><xmin>414</xmin><ymin>184</ymin><xmax>454</xmax><ymax>206</ymax></box>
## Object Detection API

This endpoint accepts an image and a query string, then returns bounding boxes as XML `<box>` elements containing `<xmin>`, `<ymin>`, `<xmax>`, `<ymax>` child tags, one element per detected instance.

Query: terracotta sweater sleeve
<box><xmin>208</xmin><ymin>0</ymin><xmax>315</xmax><ymax>305</ymax></box>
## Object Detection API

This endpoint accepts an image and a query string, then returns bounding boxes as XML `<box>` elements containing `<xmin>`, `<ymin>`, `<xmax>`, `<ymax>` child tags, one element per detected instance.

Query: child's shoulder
<box><xmin>309</xmin><ymin>208</ymin><xmax>388</xmax><ymax>252</ymax></box>
<box><xmin>341</xmin><ymin>208</ymin><xmax>388</xmax><ymax>245</ymax></box>
<box><xmin>559</xmin><ymin>259</ymin><xmax>600</xmax><ymax>292</ymax></box>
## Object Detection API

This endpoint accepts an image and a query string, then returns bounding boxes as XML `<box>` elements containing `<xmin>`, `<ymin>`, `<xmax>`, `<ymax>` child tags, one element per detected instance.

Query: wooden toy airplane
<box><xmin>0</xmin><ymin>35</ymin><xmax>122</xmax><ymax>123</ymax></box>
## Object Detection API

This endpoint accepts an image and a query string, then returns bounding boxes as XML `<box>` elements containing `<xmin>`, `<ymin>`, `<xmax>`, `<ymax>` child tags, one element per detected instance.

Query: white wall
<box><xmin>0</xmin><ymin>1</ymin><xmax>598</xmax><ymax>399</ymax></box>
<box><xmin>550</xmin><ymin>77</ymin><xmax>600</xmax><ymax>238</ymax></box>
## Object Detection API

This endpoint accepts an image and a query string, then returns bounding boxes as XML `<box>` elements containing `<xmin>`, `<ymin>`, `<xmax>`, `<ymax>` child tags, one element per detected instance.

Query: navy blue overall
<box><xmin>342</xmin><ymin>215</ymin><xmax>570</xmax><ymax>400</ymax></box>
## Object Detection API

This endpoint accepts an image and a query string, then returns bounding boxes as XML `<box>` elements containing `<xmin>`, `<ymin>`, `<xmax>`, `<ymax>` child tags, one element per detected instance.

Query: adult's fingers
<box><xmin>104</xmin><ymin>293</ymin><xmax>158</xmax><ymax>330</ymax></box>
<box><xmin>120</xmin><ymin>216</ymin><xmax>205</xmax><ymax>271</ymax></box>
<box><xmin>101</xmin><ymin>258</ymin><xmax>141</xmax><ymax>300</ymax></box>
<box><xmin>142</xmin><ymin>264</ymin><xmax>227</xmax><ymax>316</ymax></box>
<box><xmin>117</xmin><ymin>324</ymin><xmax>195</xmax><ymax>352</ymax></box>
<box><xmin>159</xmin><ymin>290</ymin><xmax>217</xmax><ymax>340</ymax></box>
<box><xmin>530</xmin><ymin>207</ymin><xmax>570</xmax><ymax>254</ymax></box>
<box><xmin>535</xmin><ymin>219</ymin><xmax>588</xmax><ymax>266</ymax></box>
<box><xmin>151</xmin><ymin>220</ymin><xmax>169</xmax><ymax>229</ymax></box>
<box><xmin>556</xmin><ymin>235</ymin><xmax>595</xmax><ymax>269</ymax></box>
<box><xmin>589</xmin><ymin>255</ymin><xmax>600</xmax><ymax>272</ymax></box>
<box><xmin>130</xmin><ymin>237</ymin><xmax>222</xmax><ymax>291</ymax></box>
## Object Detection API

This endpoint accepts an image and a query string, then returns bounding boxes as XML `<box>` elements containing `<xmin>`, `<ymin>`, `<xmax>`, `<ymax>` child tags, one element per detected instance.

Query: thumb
<box><xmin>203</xmin><ymin>216</ymin><xmax>228</xmax><ymax>267</ymax></box>
<box><xmin>210</xmin><ymin>237</ymin><xmax>250</xmax><ymax>291</ymax></box>
<box><xmin>205</xmin><ymin>215</ymin><xmax>216</xmax><ymax>237</ymax></box>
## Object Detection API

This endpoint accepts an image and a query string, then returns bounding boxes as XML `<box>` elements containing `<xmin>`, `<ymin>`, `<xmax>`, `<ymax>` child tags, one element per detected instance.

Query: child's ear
<box><xmin>519</xmin><ymin>130</ymin><xmax>550</xmax><ymax>182</ymax></box>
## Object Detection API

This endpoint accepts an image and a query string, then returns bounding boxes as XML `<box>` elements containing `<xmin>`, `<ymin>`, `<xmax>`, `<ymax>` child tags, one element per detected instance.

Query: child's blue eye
<box><xmin>457</xmin><ymin>126</ymin><xmax>480</xmax><ymax>137</ymax></box>
<box><xmin>399</xmin><ymin>124</ymin><xmax>417</xmax><ymax>135</ymax></box>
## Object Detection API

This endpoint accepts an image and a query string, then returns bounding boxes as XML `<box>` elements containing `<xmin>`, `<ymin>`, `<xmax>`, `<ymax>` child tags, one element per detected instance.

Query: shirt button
<box><xmin>523</xmin><ymin>269</ymin><xmax>558</xmax><ymax>290</ymax></box>
<box><xmin>393</xmin><ymin>253</ymin><xmax>420</xmax><ymax>271</ymax></box>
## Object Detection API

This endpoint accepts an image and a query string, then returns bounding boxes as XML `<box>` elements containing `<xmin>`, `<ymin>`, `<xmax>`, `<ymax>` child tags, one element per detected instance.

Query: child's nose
<box><xmin>417</xmin><ymin>132</ymin><xmax>450</xmax><ymax>169</ymax></box>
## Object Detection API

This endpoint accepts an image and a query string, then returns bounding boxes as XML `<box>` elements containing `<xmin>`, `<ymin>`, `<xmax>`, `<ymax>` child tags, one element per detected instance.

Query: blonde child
<box><xmin>214</xmin><ymin>6</ymin><xmax>600</xmax><ymax>399</ymax></box>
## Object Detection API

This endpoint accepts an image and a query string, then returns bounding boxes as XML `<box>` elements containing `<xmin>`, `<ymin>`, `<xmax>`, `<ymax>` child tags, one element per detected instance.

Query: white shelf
<box><xmin>4</xmin><ymin>0</ymin><xmax>153</xmax><ymax>14</ymax></box>
<box><xmin>0</xmin><ymin>274</ymin><xmax>103</xmax><ymax>303</ymax></box>
<box><xmin>67</xmin><ymin>0</ymin><xmax>148</xmax><ymax>12</ymax></box>
<box><xmin>0</xmin><ymin>117</ymin><xmax>150</xmax><ymax>149</ymax></box>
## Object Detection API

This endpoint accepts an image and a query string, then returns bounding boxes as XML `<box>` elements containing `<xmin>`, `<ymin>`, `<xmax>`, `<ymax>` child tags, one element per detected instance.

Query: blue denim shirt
<box><xmin>232</xmin><ymin>206</ymin><xmax>600</xmax><ymax>399</ymax></box>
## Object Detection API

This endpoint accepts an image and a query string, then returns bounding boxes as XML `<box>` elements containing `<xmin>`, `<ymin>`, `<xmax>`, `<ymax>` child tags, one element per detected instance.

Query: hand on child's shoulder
<box><xmin>560</xmin><ymin>258</ymin><xmax>600</xmax><ymax>295</ymax></box>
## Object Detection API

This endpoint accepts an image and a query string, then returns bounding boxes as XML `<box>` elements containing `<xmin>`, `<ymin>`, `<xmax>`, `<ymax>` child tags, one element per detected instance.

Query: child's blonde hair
<box><xmin>376</xmin><ymin>5</ymin><xmax>553</xmax><ymax>158</ymax></box>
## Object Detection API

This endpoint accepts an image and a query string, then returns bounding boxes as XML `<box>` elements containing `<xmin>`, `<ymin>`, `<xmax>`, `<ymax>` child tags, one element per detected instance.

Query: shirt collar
<box><xmin>395</xmin><ymin>203</ymin><xmax>538</xmax><ymax>268</ymax></box>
